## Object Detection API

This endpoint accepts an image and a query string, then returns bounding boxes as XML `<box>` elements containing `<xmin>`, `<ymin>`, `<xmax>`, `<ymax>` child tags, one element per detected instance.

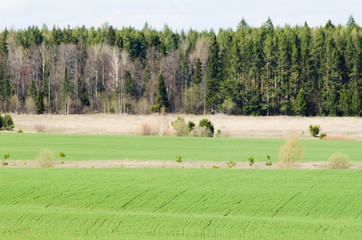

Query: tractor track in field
<box><xmin>1</xmin><ymin>160</ymin><xmax>362</xmax><ymax>169</ymax></box>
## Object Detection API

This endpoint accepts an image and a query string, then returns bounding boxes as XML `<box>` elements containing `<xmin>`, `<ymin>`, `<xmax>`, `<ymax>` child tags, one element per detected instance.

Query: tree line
<box><xmin>0</xmin><ymin>17</ymin><xmax>361</xmax><ymax>116</ymax></box>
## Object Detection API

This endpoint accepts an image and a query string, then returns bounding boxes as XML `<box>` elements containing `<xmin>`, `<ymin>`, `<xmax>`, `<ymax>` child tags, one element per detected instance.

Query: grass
<box><xmin>0</xmin><ymin>168</ymin><xmax>361</xmax><ymax>239</ymax></box>
<box><xmin>0</xmin><ymin>132</ymin><xmax>361</xmax><ymax>162</ymax></box>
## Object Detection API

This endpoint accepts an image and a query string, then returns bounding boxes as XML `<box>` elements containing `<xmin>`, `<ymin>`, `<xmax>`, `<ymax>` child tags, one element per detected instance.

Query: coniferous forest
<box><xmin>0</xmin><ymin>17</ymin><xmax>361</xmax><ymax>116</ymax></box>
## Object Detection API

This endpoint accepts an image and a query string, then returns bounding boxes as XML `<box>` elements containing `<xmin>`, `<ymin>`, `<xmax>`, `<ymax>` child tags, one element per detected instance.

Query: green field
<box><xmin>0</xmin><ymin>133</ymin><xmax>361</xmax><ymax>162</ymax></box>
<box><xmin>0</xmin><ymin>168</ymin><xmax>361</xmax><ymax>239</ymax></box>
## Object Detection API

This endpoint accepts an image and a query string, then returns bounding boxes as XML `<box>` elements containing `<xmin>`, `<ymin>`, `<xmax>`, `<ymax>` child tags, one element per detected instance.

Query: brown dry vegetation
<box><xmin>11</xmin><ymin>114</ymin><xmax>362</xmax><ymax>140</ymax></box>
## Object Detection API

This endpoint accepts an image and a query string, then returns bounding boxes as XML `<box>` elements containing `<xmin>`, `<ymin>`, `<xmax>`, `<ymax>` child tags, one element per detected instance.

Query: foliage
<box><xmin>248</xmin><ymin>155</ymin><xmax>254</xmax><ymax>166</ymax></box>
<box><xmin>150</xmin><ymin>73</ymin><xmax>169</xmax><ymax>112</ymax></box>
<box><xmin>59</xmin><ymin>152</ymin><xmax>66</xmax><ymax>158</ymax></box>
<box><xmin>187</xmin><ymin>121</ymin><xmax>195</xmax><ymax>132</ymax></box>
<box><xmin>212</xmin><ymin>164</ymin><xmax>219</xmax><ymax>168</ymax></box>
<box><xmin>319</xmin><ymin>133</ymin><xmax>327</xmax><ymax>140</ymax></box>
<box><xmin>265</xmin><ymin>155</ymin><xmax>272</xmax><ymax>166</ymax></box>
<box><xmin>226</xmin><ymin>160</ymin><xmax>236</xmax><ymax>168</ymax></box>
<box><xmin>3</xmin><ymin>154</ymin><xmax>9</xmax><ymax>160</ymax></box>
<box><xmin>37</xmin><ymin>148</ymin><xmax>56</xmax><ymax>168</ymax></box>
<box><xmin>215</xmin><ymin>129</ymin><xmax>222</xmax><ymax>138</ymax></box>
<box><xmin>1</xmin><ymin>160</ymin><xmax>8</xmax><ymax>165</ymax></box>
<box><xmin>309</xmin><ymin>125</ymin><xmax>320</xmax><ymax>137</ymax></box>
<box><xmin>17</xmin><ymin>129</ymin><xmax>23</xmax><ymax>133</ymax></box>
<box><xmin>198</xmin><ymin>119</ymin><xmax>214</xmax><ymax>137</ymax></box>
<box><xmin>176</xmin><ymin>155</ymin><xmax>182</xmax><ymax>163</ymax></box>
<box><xmin>171</xmin><ymin>117</ymin><xmax>189</xmax><ymax>136</ymax></box>
<box><xmin>278</xmin><ymin>131</ymin><xmax>304</xmax><ymax>168</ymax></box>
<box><xmin>1</xmin><ymin>114</ymin><xmax>14</xmax><ymax>131</ymax></box>
<box><xmin>36</xmin><ymin>91</ymin><xmax>45</xmax><ymax>114</ymax></box>
<box><xmin>328</xmin><ymin>152</ymin><xmax>351</xmax><ymax>169</ymax></box>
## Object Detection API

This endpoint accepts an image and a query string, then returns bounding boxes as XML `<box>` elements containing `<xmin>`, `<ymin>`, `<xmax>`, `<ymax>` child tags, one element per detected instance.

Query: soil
<box><xmin>2</xmin><ymin>160</ymin><xmax>362</xmax><ymax>169</ymax></box>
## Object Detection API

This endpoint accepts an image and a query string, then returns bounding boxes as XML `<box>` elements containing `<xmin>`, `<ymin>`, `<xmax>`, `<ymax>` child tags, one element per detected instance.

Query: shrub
<box><xmin>266</xmin><ymin>155</ymin><xmax>272</xmax><ymax>166</ymax></box>
<box><xmin>278</xmin><ymin>131</ymin><xmax>304</xmax><ymax>168</ymax></box>
<box><xmin>17</xmin><ymin>129</ymin><xmax>23</xmax><ymax>133</ymax></box>
<box><xmin>309</xmin><ymin>125</ymin><xmax>320</xmax><ymax>137</ymax></box>
<box><xmin>59</xmin><ymin>152</ymin><xmax>66</xmax><ymax>158</ymax></box>
<box><xmin>176</xmin><ymin>156</ymin><xmax>182</xmax><ymax>163</ymax></box>
<box><xmin>171</xmin><ymin>117</ymin><xmax>189</xmax><ymax>136</ymax></box>
<box><xmin>198</xmin><ymin>119</ymin><xmax>214</xmax><ymax>137</ymax></box>
<box><xmin>215</xmin><ymin>129</ymin><xmax>222</xmax><ymax>138</ymax></box>
<box><xmin>3</xmin><ymin>154</ymin><xmax>10</xmax><ymax>160</ymax></box>
<box><xmin>187</xmin><ymin>121</ymin><xmax>195</xmax><ymax>132</ymax></box>
<box><xmin>248</xmin><ymin>155</ymin><xmax>254</xmax><ymax>166</ymax></box>
<box><xmin>2</xmin><ymin>114</ymin><xmax>14</xmax><ymax>131</ymax></box>
<box><xmin>189</xmin><ymin>126</ymin><xmax>211</xmax><ymax>137</ymax></box>
<box><xmin>227</xmin><ymin>160</ymin><xmax>236</xmax><ymax>168</ymax></box>
<box><xmin>35</xmin><ymin>124</ymin><xmax>45</xmax><ymax>133</ymax></box>
<box><xmin>37</xmin><ymin>148</ymin><xmax>56</xmax><ymax>168</ymax></box>
<box><xmin>0</xmin><ymin>114</ymin><xmax>2</xmax><ymax>130</ymax></box>
<box><xmin>212</xmin><ymin>165</ymin><xmax>219</xmax><ymax>168</ymax></box>
<box><xmin>319</xmin><ymin>133</ymin><xmax>327</xmax><ymax>140</ymax></box>
<box><xmin>1</xmin><ymin>161</ymin><xmax>8</xmax><ymax>166</ymax></box>
<box><xmin>328</xmin><ymin>153</ymin><xmax>351</xmax><ymax>169</ymax></box>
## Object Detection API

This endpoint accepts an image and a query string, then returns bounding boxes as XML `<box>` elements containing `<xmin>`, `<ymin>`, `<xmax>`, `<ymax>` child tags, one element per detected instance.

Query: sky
<box><xmin>0</xmin><ymin>0</ymin><xmax>360</xmax><ymax>31</ymax></box>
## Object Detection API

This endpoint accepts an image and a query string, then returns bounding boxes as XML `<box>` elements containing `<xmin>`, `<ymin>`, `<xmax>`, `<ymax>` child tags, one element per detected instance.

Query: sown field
<box><xmin>0</xmin><ymin>169</ymin><xmax>361</xmax><ymax>240</ymax></box>
<box><xmin>0</xmin><ymin>133</ymin><xmax>362</xmax><ymax>163</ymax></box>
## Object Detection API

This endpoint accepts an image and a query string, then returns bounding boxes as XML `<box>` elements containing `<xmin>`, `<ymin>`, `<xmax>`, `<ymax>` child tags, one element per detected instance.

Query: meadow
<box><xmin>0</xmin><ymin>168</ymin><xmax>361</xmax><ymax>239</ymax></box>
<box><xmin>0</xmin><ymin>132</ymin><xmax>361</xmax><ymax>162</ymax></box>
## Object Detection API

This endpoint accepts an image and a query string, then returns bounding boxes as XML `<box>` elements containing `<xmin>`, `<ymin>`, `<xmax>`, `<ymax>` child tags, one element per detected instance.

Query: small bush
<box><xmin>278</xmin><ymin>131</ymin><xmax>304</xmax><ymax>168</ymax></box>
<box><xmin>189</xmin><ymin>126</ymin><xmax>211</xmax><ymax>137</ymax></box>
<box><xmin>248</xmin><ymin>155</ymin><xmax>254</xmax><ymax>166</ymax></box>
<box><xmin>17</xmin><ymin>129</ymin><xmax>23</xmax><ymax>133</ymax></box>
<box><xmin>198</xmin><ymin>119</ymin><xmax>214</xmax><ymax>137</ymax></box>
<box><xmin>187</xmin><ymin>121</ymin><xmax>195</xmax><ymax>132</ymax></box>
<box><xmin>37</xmin><ymin>148</ymin><xmax>56</xmax><ymax>168</ymax></box>
<box><xmin>3</xmin><ymin>154</ymin><xmax>10</xmax><ymax>160</ymax></box>
<box><xmin>2</xmin><ymin>114</ymin><xmax>14</xmax><ymax>131</ymax></box>
<box><xmin>176</xmin><ymin>155</ymin><xmax>182</xmax><ymax>163</ymax></box>
<box><xmin>35</xmin><ymin>124</ymin><xmax>45</xmax><ymax>133</ymax></box>
<box><xmin>59</xmin><ymin>152</ymin><xmax>66</xmax><ymax>158</ymax></box>
<box><xmin>328</xmin><ymin>153</ymin><xmax>351</xmax><ymax>169</ymax></box>
<box><xmin>1</xmin><ymin>161</ymin><xmax>8</xmax><ymax>166</ymax></box>
<box><xmin>266</xmin><ymin>155</ymin><xmax>272</xmax><ymax>166</ymax></box>
<box><xmin>309</xmin><ymin>125</ymin><xmax>320</xmax><ymax>137</ymax></box>
<box><xmin>227</xmin><ymin>160</ymin><xmax>236</xmax><ymax>168</ymax></box>
<box><xmin>319</xmin><ymin>133</ymin><xmax>327</xmax><ymax>140</ymax></box>
<box><xmin>212</xmin><ymin>165</ymin><xmax>219</xmax><ymax>169</ymax></box>
<box><xmin>215</xmin><ymin>129</ymin><xmax>222</xmax><ymax>138</ymax></box>
<box><xmin>171</xmin><ymin>117</ymin><xmax>189</xmax><ymax>136</ymax></box>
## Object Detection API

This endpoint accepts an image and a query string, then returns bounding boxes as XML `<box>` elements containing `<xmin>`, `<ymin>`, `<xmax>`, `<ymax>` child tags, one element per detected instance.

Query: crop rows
<box><xmin>0</xmin><ymin>169</ymin><xmax>361</xmax><ymax>239</ymax></box>
<box><xmin>1</xmin><ymin>133</ymin><xmax>362</xmax><ymax>162</ymax></box>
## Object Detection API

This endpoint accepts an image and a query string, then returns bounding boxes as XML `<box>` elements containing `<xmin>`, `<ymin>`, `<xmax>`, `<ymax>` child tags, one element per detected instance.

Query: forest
<box><xmin>0</xmin><ymin>17</ymin><xmax>360</xmax><ymax>116</ymax></box>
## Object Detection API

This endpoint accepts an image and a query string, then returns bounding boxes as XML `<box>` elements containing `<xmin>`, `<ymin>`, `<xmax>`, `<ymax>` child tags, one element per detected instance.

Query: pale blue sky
<box><xmin>0</xmin><ymin>0</ymin><xmax>360</xmax><ymax>31</ymax></box>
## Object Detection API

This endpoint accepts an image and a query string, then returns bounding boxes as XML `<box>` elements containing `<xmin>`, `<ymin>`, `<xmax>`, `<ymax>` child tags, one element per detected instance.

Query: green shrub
<box><xmin>171</xmin><ymin>117</ymin><xmax>189</xmax><ymax>136</ymax></box>
<box><xmin>2</xmin><ymin>114</ymin><xmax>14</xmax><ymax>131</ymax></box>
<box><xmin>266</xmin><ymin>155</ymin><xmax>272</xmax><ymax>166</ymax></box>
<box><xmin>319</xmin><ymin>133</ymin><xmax>327</xmax><ymax>140</ymax></box>
<box><xmin>3</xmin><ymin>154</ymin><xmax>10</xmax><ymax>160</ymax></box>
<box><xmin>59</xmin><ymin>152</ymin><xmax>66</xmax><ymax>158</ymax></box>
<box><xmin>328</xmin><ymin>153</ymin><xmax>351</xmax><ymax>169</ymax></box>
<box><xmin>212</xmin><ymin>165</ymin><xmax>219</xmax><ymax>169</ymax></box>
<box><xmin>187</xmin><ymin>121</ymin><xmax>195</xmax><ymax>132</ymax></box>
<box><xmin>198</xmin><ymin>119</ymin><xmax>214</xmax><ymax>137</ymax></box>
<box><xmin>17</xmin><ymin>129</ymin><xmax>23</xmax><ymax>133</ymax></box>
<box><xmin>215</xmin><ymin>129</ymin><xmax>222</xmax><ymax>138</ymax></box>
<box><xmin>176</xmin><ymin>156</ymin><xmax>182</xmax><ymax>163</ymax></box>
<box><xmin>248</xmin><ymin>155</ymin><xmax>254</xmax><ymax>166</ymax></box>
<box><xmin>1</xmin><ymin>161</ymin><xmax>8</xmax><ymax>166</ymax></box>
<box><xmin>309</xmin><ymin>125</ymin><xmax>320</xmax><ymax>137</ymax></box>
<box><xmin>226</xmin><ymin>160</ymin><xmax>236</xmax><ymax>168</ymax></box>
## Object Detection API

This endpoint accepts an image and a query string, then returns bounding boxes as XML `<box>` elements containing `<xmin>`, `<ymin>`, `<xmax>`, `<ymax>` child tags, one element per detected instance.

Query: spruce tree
<box><xmin>351</xmin><ymin>89</ymin><xmax>360</xmax><ymax>116</ymax></box>
<box><xmin>293</xmin><ymin>89</ymin><xmax>308</xmax><ymax>116</ymax></box>
<box><xmin>29</xmin><ymin>79</ymin><xmax>37</xmax><ymax>100</ymax></box>
<box><xmin>205</xmin><ymin>34</ymin><xmax>221</xmax><ymax>112</ymax></box>
<box><xmin>193</xmin><ymin>58</ymin><xmax>202</xmax><ymax>85</ymax></box>
<box><xmin>36</xmin><ymin>91</ymin><xmax>45</xmax><ymax>114</ymax></box>
<box><xmin>124</xmin><ymin>70</ymin><xmax>137</xmax><ymax>97</ymax></box>
<box><xmin>150</xmin><ymin>73</ymin><xmax>169</xmax><ymax>112</ymax></box>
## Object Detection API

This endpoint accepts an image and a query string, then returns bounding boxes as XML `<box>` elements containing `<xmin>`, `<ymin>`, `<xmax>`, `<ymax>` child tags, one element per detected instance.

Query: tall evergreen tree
<box><xmin>205</xmin><ymin>34</ymin><xmax>221</xmax><ymax>112</ymax></box>
<box><xmin>193</xmin><ymin>58</ymin><xmax>202</xmax><ymax>85</ymax></box>
<box><xmin>150</xmin><ymin>73</ymin><xmax>169</xmax><ymax>112</ymax></box>
<box><xmin>29</xmin><ymin>79</ymin><xmax>37</xmax><ymax>100</ymax></box>
<box><xmin>36</xmin><ymin>91</ymin><xmax>45</xmax><ymax>114</ymax></box>
<box><xmin>293</xmin><ymin>89</ymin><xmax>308</xmax><ymax>116</ymax></box>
